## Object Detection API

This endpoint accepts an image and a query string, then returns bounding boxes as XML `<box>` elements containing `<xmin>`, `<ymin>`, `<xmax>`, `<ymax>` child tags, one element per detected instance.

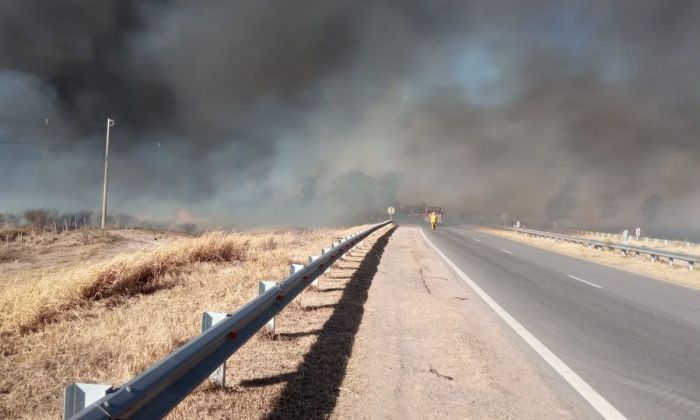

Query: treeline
<box><xmin>302</xmin><ymin>171</ymin><xmax>403</xmax><ymax>224</ymax></box>
<box><xmin>0</xmin><ymin>209</ymin><xmax>205</xmax><ymax>235</ymax></box>
<box><xmin>0</xmin><ymin>209</ymin><xmax>139</xmax><ymax>231</ymax></box>
<box><xmin>544</xmin><ymin>181</ymin><xmax>664</xmax><ymax>227</ymax></box>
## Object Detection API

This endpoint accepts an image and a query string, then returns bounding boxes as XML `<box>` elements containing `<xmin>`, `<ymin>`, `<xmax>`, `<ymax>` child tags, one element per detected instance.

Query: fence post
<box><xmin>201</xmin><ymin>311</ymin><xmax>228</xmax><ymax>387</ymax></box>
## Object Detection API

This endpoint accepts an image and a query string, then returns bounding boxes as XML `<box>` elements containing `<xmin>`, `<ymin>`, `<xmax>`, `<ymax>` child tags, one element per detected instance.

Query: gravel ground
<box><xmin>332</xmin><ymin>226</ymin><xmax>587</xmax><ymax>419</ymax></box>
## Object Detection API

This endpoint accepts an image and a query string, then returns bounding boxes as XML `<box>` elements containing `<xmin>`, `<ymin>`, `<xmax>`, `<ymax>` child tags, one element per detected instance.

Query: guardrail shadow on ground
<box><xmin>260</xmin><ymin>226</ymin><xmax>396</xmax><ymax>419</ymax></box>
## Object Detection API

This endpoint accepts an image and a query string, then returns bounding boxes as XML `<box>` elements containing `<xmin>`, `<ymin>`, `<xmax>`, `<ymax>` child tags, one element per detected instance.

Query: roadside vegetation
<box><xmin>1</xmin><ymin>232</ymin><xmax>254</xmax><ymax>334</ymax></box>
<box><xmin>483</xmin><ymin>228</ymin><xmax>700</xmax><ymax>291</ymax></box>
<box><xmin>0</xmin><ymin>222</ymin><xmax>376</xmax><ymax>419</ymax></box>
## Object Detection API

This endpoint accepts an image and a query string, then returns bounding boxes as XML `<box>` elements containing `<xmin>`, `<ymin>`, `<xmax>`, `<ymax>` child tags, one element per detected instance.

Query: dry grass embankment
<box><xmin>0</xmin><ymin>232</ymin><xmax>252</xmax><ymax>335</ymax></box>
<box><xmin>0</xmin><ymin>228</ymin><xmax>186</xmax><ymax>294</ymax></box>
<box><xmin>0</xmin><ymin>224</ymin><xmax>381</xmax><ymax>419</ymax></box>
<box><xmin>576</xmin><ymin>232</ymin><xmax>700</xmax><ymax>258</ymax></box>
<box><xmin>481</xmin><ymin>227</ymin><xmax>700</xmax><ymax>291</ymax></box>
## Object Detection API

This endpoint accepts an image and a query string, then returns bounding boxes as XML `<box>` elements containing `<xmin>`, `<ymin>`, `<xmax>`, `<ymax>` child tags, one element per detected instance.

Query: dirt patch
<box><xmin>481</xmin><ymin>228</ymin><xmax>700</xmax><ymax>291</ymax></box>
<box><xmin>332</xmin><ymin>227</ymin><xmax>585</xmax><ymax>419</ymax></box>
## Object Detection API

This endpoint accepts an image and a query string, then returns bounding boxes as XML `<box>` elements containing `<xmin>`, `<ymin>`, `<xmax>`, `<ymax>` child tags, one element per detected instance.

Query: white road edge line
<box><xmin>500</xmin><ymin>248</ymin><xmax>513</xmax><ymax>254</ymax></box>
<box><xmin>567</xmin><ymin>274</ymin><xmax>603</xmax><ymax>289</ymax></box>
<box><xmin>419</xmin><ymin>228</ymin><xmax>626</xmax><ymax>420</ymax></box>
<box><xmin>473</xmin><ymin>238</ymin><xmax>481</xmax><ymax>242</ymax></box>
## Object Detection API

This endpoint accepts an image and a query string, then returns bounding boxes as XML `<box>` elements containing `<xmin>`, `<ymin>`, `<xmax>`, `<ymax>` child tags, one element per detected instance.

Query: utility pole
<box><xmin>101</xmin><ymin>118</ymin><xmax>115</xmax><ymax>229</ymax></box>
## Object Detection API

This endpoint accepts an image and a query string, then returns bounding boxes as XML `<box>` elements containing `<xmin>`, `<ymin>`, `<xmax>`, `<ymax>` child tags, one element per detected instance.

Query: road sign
<box><xmin>635</xmin><ymin>227</ymin><xmax>641</xmax><ymax>239</ymax></box>
<box><xmin>387</xmin><ymin>206</ymin><xmax>395</xmax><ymax>215</ymax></box>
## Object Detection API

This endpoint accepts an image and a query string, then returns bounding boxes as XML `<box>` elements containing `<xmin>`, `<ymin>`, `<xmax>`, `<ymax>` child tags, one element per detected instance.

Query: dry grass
<box><xmin>0</xmin><ymin>227</ymin><xmax>29</xmax><ymax>241</ymax></box>
<box><xmin>0</xmin><ymin>224</ymin><xmax>381</xmax><ymax>419</ymax></box>
<box><xmin>576</xmin><ymin>233</ymin><xmax>700</xmax><ymax>258</ymax></box>
<box><xmin>0</xmin><ymin>228</ymin><xmax>182</xmax><ymax>296</ymax></box>
<box><xmin>0</xmin><ymin>232</ymin><xmax>256</xmax><ymax>334</ymax></box>
<box><xmin>481</xmin><ymin>228</ymin><xmax>700</xmax><ymax>291</ymax></box>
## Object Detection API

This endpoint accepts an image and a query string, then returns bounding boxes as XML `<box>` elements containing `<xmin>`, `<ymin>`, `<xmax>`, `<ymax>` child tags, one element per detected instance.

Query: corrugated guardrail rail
<box><xmin>65</xmin><ymin>220</ymin><xmax>393</xmax><ymax>419</ymax></box>
<box><xmin>510</xmin><ymin>227</ymin><xmax>698</xmax><ymax>270</ymax></box>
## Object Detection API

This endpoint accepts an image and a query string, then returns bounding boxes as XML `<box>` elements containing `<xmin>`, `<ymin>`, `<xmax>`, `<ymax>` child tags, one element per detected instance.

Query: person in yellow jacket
<box><xmin>429</xmin><ymin>211</ymin><xmax>438</xmax><ymax>230</ymax></box>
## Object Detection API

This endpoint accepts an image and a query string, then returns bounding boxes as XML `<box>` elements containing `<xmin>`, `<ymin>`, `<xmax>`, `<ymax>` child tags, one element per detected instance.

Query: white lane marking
<box><xmin>567</xmin><ymin>274</ymin><xmax>602</xmax><ymax>289</ymax></box>
<box><xmin>473</xmin><ymin>238</ymin><xmax>481</xmax><ymax>242</ymax></box>
<box><xmin>419</xmin><ymin>228</ymin><xmax>626</xmax><ymax>420</ymax></box>
<box><xmin>500</xmin><ymin>248</ymin><xmax>513</xmax><ymax>254</ymax></box>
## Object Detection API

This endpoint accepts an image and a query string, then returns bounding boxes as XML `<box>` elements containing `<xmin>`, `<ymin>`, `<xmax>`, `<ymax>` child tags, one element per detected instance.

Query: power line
<box><xmin>0</xmin><ymin>140</ymin><xmax>72</xmax><ymax>148</ymax></box>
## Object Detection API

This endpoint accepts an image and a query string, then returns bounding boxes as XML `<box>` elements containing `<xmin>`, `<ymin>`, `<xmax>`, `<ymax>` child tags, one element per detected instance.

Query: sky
<box><xmin>0</xmin><ymin>0</ymin><xmax>699</xmax><ymax>227</ymax></box>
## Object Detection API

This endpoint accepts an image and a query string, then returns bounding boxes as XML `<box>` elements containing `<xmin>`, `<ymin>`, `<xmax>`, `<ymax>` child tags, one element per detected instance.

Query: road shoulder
<box><xmin>478</xmin><ymin>227</ymin><xmax>700</xmax><ymax>291</ymax></box>
<box><xmin>332</xmin><ymin>226</ymin><xmax>585</xmax><ymax>419</ymax></box>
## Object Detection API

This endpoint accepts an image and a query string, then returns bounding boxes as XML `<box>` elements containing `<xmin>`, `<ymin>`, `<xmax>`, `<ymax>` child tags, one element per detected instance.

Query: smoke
<box><xmin>1</xmin><ymin>1</ymin><xmax>699</xmax><ymax>227</ymax></box>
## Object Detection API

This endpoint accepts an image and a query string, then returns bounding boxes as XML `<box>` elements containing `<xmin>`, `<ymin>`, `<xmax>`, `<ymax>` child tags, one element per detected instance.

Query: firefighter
<box><xmin>429</xmin><ymin>211</ymin><xmax>438</xmax><ymax>231</ymax></box>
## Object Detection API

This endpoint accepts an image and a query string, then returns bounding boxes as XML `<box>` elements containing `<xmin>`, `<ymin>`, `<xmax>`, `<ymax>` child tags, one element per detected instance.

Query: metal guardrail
<box><xmin>65</xmin><ymin>220</ymin><xmax>393</xmax><ymax>419</ymax></box>
<box><xmin>510</xmin><ymin>227</ymin><xmax>698</xmax><ymax>270</ymax></box>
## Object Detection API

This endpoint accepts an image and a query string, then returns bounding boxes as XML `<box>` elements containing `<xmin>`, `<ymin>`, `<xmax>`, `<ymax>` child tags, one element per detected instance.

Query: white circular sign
<box><xmin>387</xmin><ymin>206</ymin><xmax>395</xmax><ymax>215</ymax></box>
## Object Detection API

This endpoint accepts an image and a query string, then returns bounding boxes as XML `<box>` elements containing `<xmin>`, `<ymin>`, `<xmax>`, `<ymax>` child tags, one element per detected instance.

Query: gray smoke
<box><xmin>1</xmin><ymin>1</ymin><xmax>699</xmax><ymax>227</ymax></box>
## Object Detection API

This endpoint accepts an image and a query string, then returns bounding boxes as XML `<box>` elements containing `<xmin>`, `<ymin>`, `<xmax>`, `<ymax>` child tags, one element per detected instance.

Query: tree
<box><xmin>328</xmin><ymin>170</ymin><xmax>379</xmax><ymax>222</ymax></box>
<box><xmin>641</xmin><ymin>193</ymin><xmax>662</xmax><ymax>226</ymax></box>
<box><xmin>545</xmin><ymin>181</ymin><xmax>578</xmax><ymax>225</ymax></box>
<box><xmin>23</xmin><ymin>208</ymin><xmax>57</xmax><ymax>230</ymax></box>
<box><xmin>329</xmin><ymin>171</ymin><xmax>376</xmax><ymax>206</ymax></box>
<box><xmin>597</xmin><ymin>194</ymin><xmax>619</xmax><ymax>226</ymax></box>
<box><xmin>376</xmin><ymin>173</ymin><xmax>403</xmax><ymax>208</ymax></box>
<box><xmin>5</xmin><ymin>213</ymin><xmax>20</xmax><ymax>228</ymax></box>
<box><xmin>74</xmin><ymin>210</ymin><xmax>94</xmax><ymax>228</ymax></box>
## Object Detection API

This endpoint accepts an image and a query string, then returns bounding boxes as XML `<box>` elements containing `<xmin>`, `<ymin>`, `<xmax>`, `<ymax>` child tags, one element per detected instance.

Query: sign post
<box><xmin>387</xmin><ymin>206</ymin><xmax>395</xmax><ymax>220</ymax></box>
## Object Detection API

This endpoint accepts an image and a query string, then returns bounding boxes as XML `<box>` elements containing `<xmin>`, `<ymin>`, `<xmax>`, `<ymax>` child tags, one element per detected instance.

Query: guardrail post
<box><xmin>689</xmin><ymin>261</ymin><xmax>695</xmax><ymax>271</ymax></box>
<box><xmin>308</xmin><ymin>256</ymin><xmax>320</xmax><ymax>287</ymax></box>
<box><xmin>290</xmin><ymin>264</ymin><xmax>305</xmax><ymax>292</ymax></box>
<box><xmin>341</xmin><ymin>237</ymin><xmax>351</xmax><ymax>259</ymax></box>
<box><xmin>290</xmin><ymin>264</ymin><xmax>304</xmax><ymax>277</ymax></box>
<box><xmin>201</xmin><ymin>311</ymin><xmax>228</xmax><ymax>387</ymax></box>
<box><xmin>650</xmin><ymin>254</ymin><xmax>658</xmax><ymax>262</ymax></box>
<box><xmin>258</xmin><ymin>281</ymin><xmax>277</xmax><ymax>332</ymax></box>
<box><xmin>63</xmin><ymin>383</ymin><xmax>111</xmax><ymax>419</ymax></box>
<box><xmin>321</xmin><ymin>247</ymin><xmax>333</xmax><ymax>275</ymax></box>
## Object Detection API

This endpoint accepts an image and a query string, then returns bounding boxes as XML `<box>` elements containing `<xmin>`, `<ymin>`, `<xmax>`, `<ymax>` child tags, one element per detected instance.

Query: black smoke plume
<box><xmin>1</xmin><ymin>1</ymin><xmax>699</xmax><ymax>227</ymax></box>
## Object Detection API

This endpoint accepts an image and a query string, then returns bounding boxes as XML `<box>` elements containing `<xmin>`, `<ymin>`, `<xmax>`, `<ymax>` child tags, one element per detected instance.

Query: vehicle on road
<box><xmin>423</xmin><ymin>207</ymin><xmax>444</xmax><ymax>225</ymax></box>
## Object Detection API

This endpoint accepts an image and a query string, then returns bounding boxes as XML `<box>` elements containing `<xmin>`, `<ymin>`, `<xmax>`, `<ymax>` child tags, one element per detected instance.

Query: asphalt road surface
<box><xmin>421</xmin><ymin>225</ymin><xmax>700</xmax><ymax>420</ymax></box>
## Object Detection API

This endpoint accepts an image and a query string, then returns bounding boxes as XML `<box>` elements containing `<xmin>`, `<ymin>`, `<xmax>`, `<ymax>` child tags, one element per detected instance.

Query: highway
<box><xmin>421</xmin><ymin>226</ymin><xmax>700</xmax><ymax>420</ymax></box>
